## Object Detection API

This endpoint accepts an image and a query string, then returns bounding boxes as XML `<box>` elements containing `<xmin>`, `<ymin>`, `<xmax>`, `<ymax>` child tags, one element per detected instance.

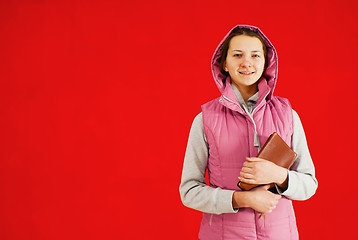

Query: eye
<box><xmin>233</xmin><ymin>53</ymin><xmax>242</xmax><ymax>57</ymax></box>
<box><xmin>252</xmin><ymin>54</ymin><xmax>260</xmax><ymax>58</ymax></box>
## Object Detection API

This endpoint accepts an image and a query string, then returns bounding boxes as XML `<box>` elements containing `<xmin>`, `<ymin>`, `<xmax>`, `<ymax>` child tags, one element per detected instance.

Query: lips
<box><xmin>239</xmin><ymin>71</ymin><xmax>255</xmax><ymax>75</ymax></box>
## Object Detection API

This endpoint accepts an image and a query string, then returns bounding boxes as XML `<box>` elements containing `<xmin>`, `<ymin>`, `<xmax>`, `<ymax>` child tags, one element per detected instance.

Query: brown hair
<box><xmin>219</xmin><ymin>28</ymin><xmax>267</xmax><ymax>74</ymax></box>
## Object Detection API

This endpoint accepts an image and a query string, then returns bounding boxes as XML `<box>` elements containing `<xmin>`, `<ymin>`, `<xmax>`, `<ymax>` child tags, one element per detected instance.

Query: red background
<box><xmin>0</xmin><ymin>0</ymin><xmax>357</xmax><ymax>239</ymax></box>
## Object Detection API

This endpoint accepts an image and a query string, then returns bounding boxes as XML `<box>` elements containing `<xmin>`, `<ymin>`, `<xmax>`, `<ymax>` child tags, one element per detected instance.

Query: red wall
<box><xmin>0</xmin><ymin>0</ymin><xmax>357</xmax><ymax>239</ymax></box>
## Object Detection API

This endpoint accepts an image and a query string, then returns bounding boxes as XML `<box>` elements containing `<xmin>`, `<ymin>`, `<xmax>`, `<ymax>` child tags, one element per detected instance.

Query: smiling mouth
<box><xmin>239</xmin><ymin>71</ymin><xmax>255</xmax><ymax>75</ymax></box>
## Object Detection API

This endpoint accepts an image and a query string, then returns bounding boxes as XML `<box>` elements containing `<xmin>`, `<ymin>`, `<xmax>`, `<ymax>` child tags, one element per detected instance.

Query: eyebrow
<box><xmin>232</xmin><ymin>50</ymin><xmax>262</xmax><ymax>53</ymax></box>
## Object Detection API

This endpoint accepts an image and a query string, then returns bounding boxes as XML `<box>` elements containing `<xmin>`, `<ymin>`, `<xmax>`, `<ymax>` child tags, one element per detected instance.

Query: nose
<box><xmin>240</xmin><ymin>57</ymin><xmax>253</xmax><ymax>68</ymax></box>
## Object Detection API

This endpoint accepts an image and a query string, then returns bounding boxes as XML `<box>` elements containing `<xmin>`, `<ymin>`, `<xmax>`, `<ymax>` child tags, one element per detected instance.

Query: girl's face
<box><xmin>224</xmin><ymin>35</ymin><xmax>265</xmax><ymax>92</ymax></box>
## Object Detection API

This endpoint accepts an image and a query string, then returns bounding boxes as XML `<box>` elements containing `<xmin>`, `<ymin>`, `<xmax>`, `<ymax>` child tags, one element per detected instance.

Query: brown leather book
<box><xmin>237</xmin><ymin>132</ymin><xmax>297</xmax><ymax>191</ymax></box>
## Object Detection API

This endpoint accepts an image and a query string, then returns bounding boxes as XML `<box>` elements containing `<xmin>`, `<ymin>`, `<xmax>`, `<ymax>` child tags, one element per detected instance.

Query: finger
<box><xmin>274</xmin><ymin>194</ymin><xmax>282</xmax><ymax>200</ymax></box>
<box><xmin>243</xmin><ymin>161</ymin><xmax>254</xmax><ymax>168</ymax></box>
<box><xmin>247</xmin><ymin>157</ymin><xmax>271</xmax><ymax>163</ymax></box>
<box><xmin>240</xmin><ymin>172</ymin><xmax>254</xmax><ymax>179</ymax></box>
<box><xmin>246</xmin><ymin>157</ymin><xmax>264</xmax><ymax>162</ymax></box>
<box><xmin>238</xmin><ymin>173</ymin><xmax>254</xmax><ymax>180</ymax></box>
<box><xmin>240</xmin><ymin>167</ymin><xmax>252</xmax><ymax>173</ymax></box>
<box><xmin>239</xmin><ymin>178</ymin><xmax>255</xmax><ymax>184</ymax></box>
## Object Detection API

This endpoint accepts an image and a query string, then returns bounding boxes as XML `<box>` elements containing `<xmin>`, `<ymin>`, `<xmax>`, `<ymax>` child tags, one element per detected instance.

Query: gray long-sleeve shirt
<box><xmin>179</xmin><ymin>84</ymin><xmax>318</xmax><ymax>214</ymax></box>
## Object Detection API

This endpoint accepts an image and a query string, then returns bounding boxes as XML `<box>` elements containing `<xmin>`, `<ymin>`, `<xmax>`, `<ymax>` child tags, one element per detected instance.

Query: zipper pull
<box><xmin>254</xmin><ymin>131</ymin><xmax>261</xmax><ymax>152</ymax></box>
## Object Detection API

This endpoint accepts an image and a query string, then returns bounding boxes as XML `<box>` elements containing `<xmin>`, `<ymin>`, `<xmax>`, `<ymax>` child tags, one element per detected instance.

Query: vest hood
<box><xmin>211</xmin><ymin>25</ymin><xmax>278</xmax><ymax>100</ymax></box>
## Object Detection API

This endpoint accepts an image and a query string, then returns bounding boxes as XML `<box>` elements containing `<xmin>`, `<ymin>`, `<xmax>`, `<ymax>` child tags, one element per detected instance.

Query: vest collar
<box><xmin>220</xmin><ymin>77</ymin><xmax>271</xmax><ymax>115</ymax></box>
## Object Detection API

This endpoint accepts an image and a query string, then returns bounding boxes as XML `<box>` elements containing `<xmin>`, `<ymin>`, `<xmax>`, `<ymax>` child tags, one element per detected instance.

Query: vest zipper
<box><xmin>209</xmin><ymin>214</ymin><xmax>213</xmax><ymax>226</ymax></box>
<box><xmin>241</xmin><ymin>104</ymin><xmax>261</xmax><ymax>152</ymax></box>
<box><xmin>221</xmin><ymin>95</ymin><xmax>261</xmax><ymax>151</ymax></box>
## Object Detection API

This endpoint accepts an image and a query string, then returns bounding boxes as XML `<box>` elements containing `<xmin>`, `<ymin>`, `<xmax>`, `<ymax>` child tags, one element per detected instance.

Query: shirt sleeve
<box><xmin>276</xmin><ymin>109</ymin><xmax>318</xmax><ymax>200</ymax></box>
<box><xmin>179</xmin><ymin>113</ymin><xmax>237</xmax><ymax>214</ymax></box>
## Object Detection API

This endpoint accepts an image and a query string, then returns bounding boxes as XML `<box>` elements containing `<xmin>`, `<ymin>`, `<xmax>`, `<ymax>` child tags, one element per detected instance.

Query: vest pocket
<box><xmin>199</xmin><ymin>213</ymin><xmax>222</xmax><ymax>240</ymax></box>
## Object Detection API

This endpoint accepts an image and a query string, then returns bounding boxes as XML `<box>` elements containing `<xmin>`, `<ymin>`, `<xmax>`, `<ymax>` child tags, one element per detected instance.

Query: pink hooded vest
<box><xmin>199</xmin><ymin>25</ymin><xmax>298</xmax><ymax>239</ymax></box>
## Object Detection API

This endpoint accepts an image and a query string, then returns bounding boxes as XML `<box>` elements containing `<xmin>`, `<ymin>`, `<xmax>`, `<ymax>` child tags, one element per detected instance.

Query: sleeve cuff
<box><xmin>275</xmin><ymin>170</ymin><xmax>297</xmax><ymax>197</ymax></box>
<box><xmin>219</xmin><ymin>189</ymin><xmax>239</xmax><ymax>213</ymax></box>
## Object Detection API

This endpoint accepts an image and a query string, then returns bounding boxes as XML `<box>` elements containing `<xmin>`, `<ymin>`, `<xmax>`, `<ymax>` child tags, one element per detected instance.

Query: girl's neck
<box><xmin>233</xmin><ymin>82</ymin><xmax>258</xmax><ymax>104</ymax></box>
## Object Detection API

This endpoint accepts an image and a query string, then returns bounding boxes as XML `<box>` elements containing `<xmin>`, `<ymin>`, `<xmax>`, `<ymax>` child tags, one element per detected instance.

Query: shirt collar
<box><xmin>230</xmin><ymin>82</ymin><xmax>259</xmax><ymax>110</ymax></box>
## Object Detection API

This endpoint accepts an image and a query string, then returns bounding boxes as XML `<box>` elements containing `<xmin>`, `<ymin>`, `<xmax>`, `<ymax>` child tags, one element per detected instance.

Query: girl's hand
<box><xmin>232</xmin><ymin>185</ymin><xmax>281</xmax><ymax>213</ymax></box>
<box><xmin>239</xmin><ymin>157</ymin><xmax>288</xmax><ymax>186</ymax></box>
